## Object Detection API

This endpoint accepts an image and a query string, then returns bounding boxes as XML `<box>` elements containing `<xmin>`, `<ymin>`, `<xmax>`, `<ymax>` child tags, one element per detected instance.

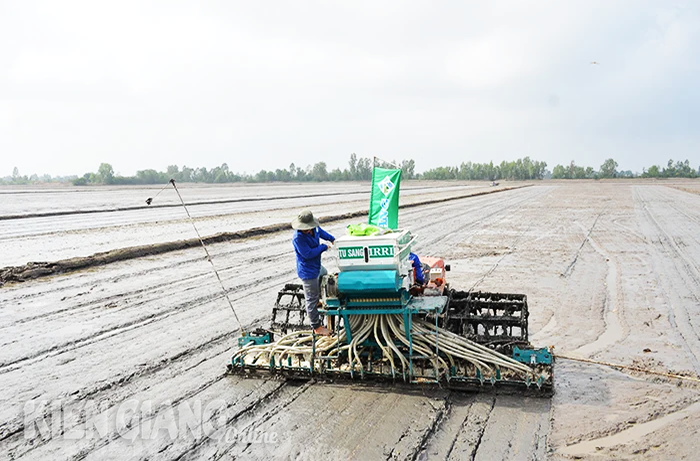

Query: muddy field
<box><xmin>1</xmin><ymin>180</ymin><xmax>700</xmax><ymax>460</ymax></box>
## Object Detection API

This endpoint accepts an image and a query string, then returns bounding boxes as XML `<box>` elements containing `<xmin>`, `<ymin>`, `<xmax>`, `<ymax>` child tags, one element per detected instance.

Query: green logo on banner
<box><xmin>377</xmin><ymin>176</ymin><xmax>395</xmax><ymax>196</ymax></box>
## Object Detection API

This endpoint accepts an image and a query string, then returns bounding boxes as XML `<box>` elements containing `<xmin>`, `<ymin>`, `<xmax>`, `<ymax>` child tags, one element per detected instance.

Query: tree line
<box><xmin>66</xmin><ymin>154</ymin><xmax>415</xmax><ymax>185</ymax></box>
<box><xmin>640</xmin><ymin>159</ymin><xmax>699</xmax><ymax>178</ymax></box>
<box><xmin>421</xmin><ymin>157</ymin><xmax>548</xmax><ymax>181</ymax></box>
<box><xmin>0</xmin><ymin>167</ymin><xmax>77</xmax><ymax>185</ymax></box>
<box><xmin>1</xmin><ymin>155</ymin><xmax>698</xmax><ymax>186</ymax></box>
<box><xmin>69</xmin><ymin>155</ymin><xmax>549</xmax><ymax>185</ymax></box>
<box><xmin>551</xmin><ymin>158</ymin><xmax>698</xmax><ymax>179</ymax></box>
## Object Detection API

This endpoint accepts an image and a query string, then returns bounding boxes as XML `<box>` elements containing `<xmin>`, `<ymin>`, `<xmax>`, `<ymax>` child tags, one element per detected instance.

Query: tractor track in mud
<box><xmin>3</xmin><ymin>181</ymin><xmax>700</xmax><ymax>460</ymax></box>
<box><xmin>571</xmin><ymin>227</ymin><xmax>629</xmax><ymax>358</ymax></box>
<box><xmin>202</xmin><ymin>382</ymin><xmax>313</xmax><ymax>461</ymax></box>
<box><xmin>0</xmin><ymin>270</ymin><xmax>289</xmax><ymax>372</ymax></box>
<box><xmin>468</xmin><ymin>398</ymin><xmax>495</xmax><ymax>460</ymax></box>
<box><xmin>2</xmin><ymin>311</ymin><xmax>282</xmax><ymax>461</ymax></box>
<box><xmin>0</xmin><ymin>243</ymin><xmax>290</xmax><ymax>327</ymax></box>
<box><xmin>0</xmin><ymin>314</ymin><xmax>265</xmax><ymax>445</ymax></box>
<box><xmin>634</xmin><ymin>186</ymin><xmax>700</xmax><ymax>372</ymax></box>
<box><xmin>405</xmin><ymin>186</ymin><xmax>550</xmax><ymax>256</ymax></box>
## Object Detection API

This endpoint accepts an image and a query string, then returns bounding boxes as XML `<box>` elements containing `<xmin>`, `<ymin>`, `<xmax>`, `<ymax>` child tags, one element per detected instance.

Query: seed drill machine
<box><xmin>229</xmin><ymin>229</ymin><xmax>554</xmax><ymax>395</ymax></box>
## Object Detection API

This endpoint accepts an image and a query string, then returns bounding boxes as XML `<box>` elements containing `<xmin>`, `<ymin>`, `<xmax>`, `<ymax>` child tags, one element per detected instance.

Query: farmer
<box><xmin>409</xmin><ymin>252</ymin><xmax>425</xmax><ymax>285</ymax></box>
<box><xmin>291</xmin><ymin>210</ymin><xmax>335</xmax><ymax>336</ymax></box>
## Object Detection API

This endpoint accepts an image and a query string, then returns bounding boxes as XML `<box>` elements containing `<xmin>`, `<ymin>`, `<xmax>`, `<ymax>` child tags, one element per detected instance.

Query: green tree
<box><xmin>599</xmin><ymin>158</ymin><xmax>618</xmax><ymax>178</ymax></box>
<box><xmin>572</xmin><ymin>165</ymin><xmax>587</xmax><ymax>179</ymax></box>
<box><xmin>349</xmin><ymin>154</ymin><xmax>358</xmax><ymax>179</ymax></box>
<box><xmin>663</xmin><ymin>159</ymin><xmax>676</xmax><ymax>177</ymax></box>
<box><xmin>551</xmin><ymin>164</ymin><xmax>567</xmax><ymax>179</ymax></box>
<box><xmin>674</xmin><ymin>159</ymin><xmax>695</xmax><ymax>177</ymax></box>
<box><xmin>193</xmin><ymin>167</ymin><xmax>211</xmax><ymax>182</ymax></box>
<box><xmin>166</xmin><ymin>165</ymin><xmax>179</xmax><ymax>179</ymax></box>
<box><xmin>311</xmin><ymin>162</ymin><xmax>328</xmax><ymax>181</ymax></box>
<box><xmin>400</xmin><ymin>159</ymin><xmax>415</xmax><ymax>179</ymax></box>
<box><xmin>136</xmin><ymin>169</ymin><xmax>165</xmax><ymax>184</ymax></box>
<box><xmin>356</xmin><ymin>157</ymin><xmax>372</xmax><ymax>180</ymax></box>
<box><xmin>97</xmin><ymin>163</ymin><xmax>114</xmax><ymax>184</ymax></box>
<box><xmin>180</xmin><ymin>165</ymin><xmax>194</xmax><ymax>182</ymax></box>
<box><xmin>254</xmin><ymin>170</ymin><xmax>270</xmax><ymax>182</ymax></box>
<box><xmin>422</xmin><ymin>166</ymin><xmax>457</xmax><ymax>180</ymax></box>
<box><xmin>328</xmin><ymin>168</ymin><xmax>347</xmax><ymax>181</ymax></box>
<box><xmin>73</xmin><ymin>171</ymin><xmax>97</xmax><ymax>185</ymax></box>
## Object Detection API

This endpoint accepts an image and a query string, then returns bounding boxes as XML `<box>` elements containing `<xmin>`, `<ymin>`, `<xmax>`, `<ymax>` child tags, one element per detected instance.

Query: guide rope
<box><xmin>556</xmin><ymin>353</ymin><xmax>700</xmax><ymax>384</ymax></box>
<box><xmin>144</xmin><ymin>181</ymin><xmax>171</xmax><ymax>206</ymax></box>
<box><xmin>146</xmin><ymin>179</ymin><xmax>245</xmax><ymax>336</ymax></box>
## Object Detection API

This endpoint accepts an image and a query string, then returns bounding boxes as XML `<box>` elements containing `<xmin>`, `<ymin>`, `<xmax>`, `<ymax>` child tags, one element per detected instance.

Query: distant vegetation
<box><xmin>68</xmin><ymin>155</ymin><xmax>548</xmax><ymax>185</ymax></box>
<box><xmin>422</xmin><ymin>157</ymin><xmax>548</xmax><ymax>181</ymax></box>
<box><xmin>0</xmin><ymin>167</ymin><xmax>78</xmax><ymax>185</ymax></box>
<box><xmin>551</xmin><ymin>158</ymin><xmax>699</xmax><ymax>179</ymax></box>
<box><xmin>639</xmin><ymin>159</ymin><xmax>699</xmax><ymax>179</ymax></box>
<box><xmin>1</xmin><ymin>156</ymin><xmax>698</xmax><ymax>186</ymax></box>
<box><xmin>68</xmin><ymin>155</ymin><xmax>412</xmax><ymax>185</ymax></box>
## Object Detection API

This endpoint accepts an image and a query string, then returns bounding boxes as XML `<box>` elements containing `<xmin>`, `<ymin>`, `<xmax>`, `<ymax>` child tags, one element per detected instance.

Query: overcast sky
<box><xmin>1</xmin><ymin>1</ymin><xmax>698</xmax><ymax>177</ymax></box>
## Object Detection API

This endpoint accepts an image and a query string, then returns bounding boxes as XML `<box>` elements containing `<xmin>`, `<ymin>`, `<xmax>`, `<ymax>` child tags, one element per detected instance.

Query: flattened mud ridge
<box><xmin>0</xmin><ymin>185</ymin><xmax>529</xmax><ymax>285</ymax></box>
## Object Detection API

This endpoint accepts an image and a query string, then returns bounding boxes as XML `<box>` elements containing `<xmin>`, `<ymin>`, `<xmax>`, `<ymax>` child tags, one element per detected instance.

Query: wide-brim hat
<box><xmin>292</xmin><ymin>210</ymin><xmax>319</xmax><ymax>230</ymax></box>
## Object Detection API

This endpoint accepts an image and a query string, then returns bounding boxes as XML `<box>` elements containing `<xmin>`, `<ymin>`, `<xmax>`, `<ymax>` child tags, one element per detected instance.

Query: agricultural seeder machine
<box><xmin>229</xmin><ymin>229</ymin><xmax>554</xmax><ymax>395</ymax></box>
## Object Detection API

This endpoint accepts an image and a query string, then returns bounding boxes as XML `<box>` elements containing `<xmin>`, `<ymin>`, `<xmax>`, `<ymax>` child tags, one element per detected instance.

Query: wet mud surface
<box><xmin>1</xmin><ymin>180</ymin><xmax>700</xmax><ymax>460</ymax></box>
<box><xmin>0</xmin><ymin>181</ymin><xmax>509</xmax><ymax>268</ymax></box>
<box><xmin>0</xmin><ymin>183</ymin><xmax>528</xmax><ymax>283</ymax></box>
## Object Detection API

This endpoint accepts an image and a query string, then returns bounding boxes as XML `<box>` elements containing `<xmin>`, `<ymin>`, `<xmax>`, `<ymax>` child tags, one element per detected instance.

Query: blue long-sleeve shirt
<box><xmin>409</xmin><ymin>252</ymin><xmax>425</xmax><ymax>284</ymax></box>
<box><xmin>293</xmin><ymin>227</ymin><xmax>335</xmax><ymax>280</ymax></box>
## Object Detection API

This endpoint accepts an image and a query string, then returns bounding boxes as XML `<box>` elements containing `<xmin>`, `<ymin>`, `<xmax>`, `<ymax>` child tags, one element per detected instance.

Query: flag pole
<box><xmin>373</xmin><ymin>156</ymin><xmax>399</xmax><ymax>169</ymax></box>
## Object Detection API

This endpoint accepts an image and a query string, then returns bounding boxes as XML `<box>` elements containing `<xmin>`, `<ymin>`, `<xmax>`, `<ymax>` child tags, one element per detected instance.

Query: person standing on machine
<box><xmin>409</xmin><ymin>252</ymin><xmax>425</xmax><ymax>285</ymax></box>
<box><xmin>291</xmin><ymin>210</ymin><xmax>335</xmax><ymax>336</ymax></box>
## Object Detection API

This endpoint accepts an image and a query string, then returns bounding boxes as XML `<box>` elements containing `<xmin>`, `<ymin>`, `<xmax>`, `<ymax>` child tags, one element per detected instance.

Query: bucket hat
<box><xmin>292</xmin><ymin>210</ymin><xmax>319</xmax><ymax>230</ymax></box>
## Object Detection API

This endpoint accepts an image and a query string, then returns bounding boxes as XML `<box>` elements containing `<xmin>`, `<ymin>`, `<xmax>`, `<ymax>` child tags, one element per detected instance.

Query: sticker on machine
<box><xmin>368</xmin><ymin>245</ymin><xmax>394</xmax><ymax>258</ymax></box>
<box><xmin>338</xmin><ymin>246</ymin><xmax>364</xmax><ymax>259</ymax></box>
